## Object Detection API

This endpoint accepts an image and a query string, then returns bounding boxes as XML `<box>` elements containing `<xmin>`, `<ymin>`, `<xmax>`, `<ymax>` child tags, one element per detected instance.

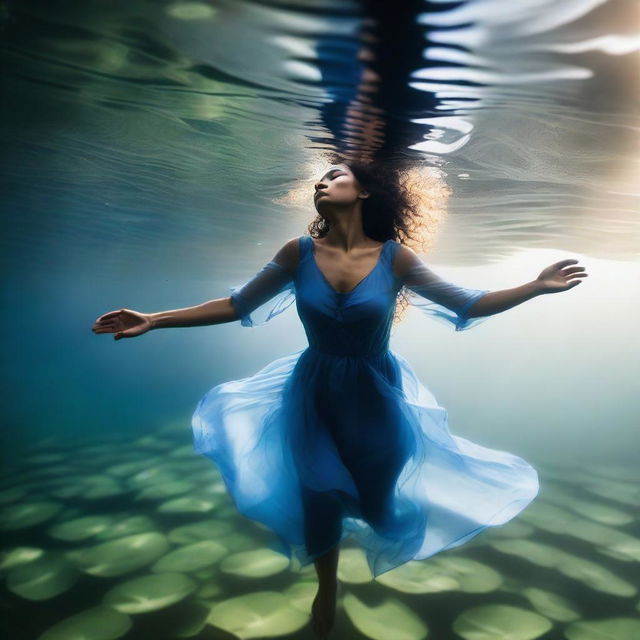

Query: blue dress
<box><xmin>191</xmin><ymin>235</ymin><xmax>539</xmax><ymax>577</ymax></box>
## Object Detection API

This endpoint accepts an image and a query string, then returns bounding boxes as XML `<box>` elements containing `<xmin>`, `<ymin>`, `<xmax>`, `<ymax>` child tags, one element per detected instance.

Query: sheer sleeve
<box><xmin>401</xmin><ymin>261</ymin><xmax>491</xmax><ymax>332</ymax></box>
<box><xmin>228</xmin><ymin>260</ymin><xmax>296</xmax><ymax>327</ymax></box>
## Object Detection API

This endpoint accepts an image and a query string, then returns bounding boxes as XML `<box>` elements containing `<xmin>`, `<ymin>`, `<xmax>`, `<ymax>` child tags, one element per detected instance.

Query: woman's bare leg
<box><xmin>311</xmin><ymin>543</ymin><xmax>340</xmax><ymax>639</ymax></box>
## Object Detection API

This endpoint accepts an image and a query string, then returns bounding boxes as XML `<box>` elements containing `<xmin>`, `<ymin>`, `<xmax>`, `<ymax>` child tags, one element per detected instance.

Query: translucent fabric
<box><xmin>402</xmin><ymin>262</ymin><xmax>491</xmax><ymax>331</ymax></box>
<box><xmin>228</xmin><ymin>261</ymin><xmax>296</xmax><ymax>327</ymax></box>
<box><xmin>192</xmin><ymin>235</ymin><xmax>539</xmax><ymax>578</ymax></box>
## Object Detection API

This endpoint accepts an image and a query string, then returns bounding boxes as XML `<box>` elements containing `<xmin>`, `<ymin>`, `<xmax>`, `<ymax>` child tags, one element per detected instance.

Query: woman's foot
<box><xmin>310</xmin><ymin>581</ymin><xmax>338</xmax><ymax>639</ymax></box>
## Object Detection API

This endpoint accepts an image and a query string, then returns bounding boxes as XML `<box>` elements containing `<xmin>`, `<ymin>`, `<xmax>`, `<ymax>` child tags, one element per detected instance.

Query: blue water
<box><xmin>1</xmin><ymin>1</ymin><xmax>639</xmax><ymax>638</ymax></box>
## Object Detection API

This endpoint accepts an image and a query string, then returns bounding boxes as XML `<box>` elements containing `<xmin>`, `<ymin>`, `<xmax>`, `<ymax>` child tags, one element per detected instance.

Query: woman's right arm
<box><xmin>91</xmin><ymin>297</ymin><xmax>237</xmax><ymax>341</ymax></box>
<box><xmin>149</xmin><ymin>297</ymin><xmax>237</xmax><ymax>329</ymax></box>
<box><xmin>91</xmin><ymin>237</ymin><xmax>299</xmax><ymax>339</ymax></box>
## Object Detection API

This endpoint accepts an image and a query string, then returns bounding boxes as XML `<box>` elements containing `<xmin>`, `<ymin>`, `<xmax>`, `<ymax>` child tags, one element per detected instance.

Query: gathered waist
<box><xmin>306</xmin><ymin>345</ymin><xmax>390</xmax><ymax>359</ymax></box>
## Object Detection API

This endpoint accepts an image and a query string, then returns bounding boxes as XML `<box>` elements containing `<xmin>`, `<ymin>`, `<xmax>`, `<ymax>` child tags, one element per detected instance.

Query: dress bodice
<box><xmin>294</xmin><ymin>235</ymin><xmax>400</xmax><ymax>357</ymax></box>
<box><xmin>227</xmin><ymin>234</ymin><xmax>491</xmax><ymax>335</ymax></box>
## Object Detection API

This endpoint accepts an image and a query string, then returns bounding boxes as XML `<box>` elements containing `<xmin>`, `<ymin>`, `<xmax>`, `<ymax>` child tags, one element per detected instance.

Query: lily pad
<box><xmin>519</xmin><ymin>502</ymin><xmax>578</xmax><ymax>535</ymax></box>
<box><xmin>132</xmin><ymin>436</ymin><xmax>172</xmax><ymax>451</ymax></box>
<box><xmin>67</xmin><ymin>532</ymin><xmax>170</xmax><ymax>577</ymax></box>
<box><xmin>203</xmin><ymin>480</ymin><xmax>228</xmax><ymax>495</ymax></box>
<box><xmin>0</xmin><ymin>546</ymin><xmax>44</xmax><ymax>571</ymax></box>
<box><xmin>167</xmin><ymin>2</ymin><xmax>218</xmax><ymax>21</ymax></box>
<box><xmin>105</xmin><ymin>461</ymin><xmax>151</xmax><ymax>477</ymax></box>
<box><xmin>283</xmin><ymin>580</ymin><xmax>317</xmax><ymax>613</ymax></box>
<box><xmin>343</xmin><ymin>592</ymin><xmax>428</xmax><ymax>640</ymax></box>
<box><xmin>217</xmin><ymin>531</ymin><xmax>258</xmax><ymax>552</ymax></box>
<box><xmin>135</xmin><ymin>480</ymin><xmax>194</xmax><ymax>501</ymax></box>
<box><xmin>375</xmin><ymin>560</ymin><xmax>460</xmax><ymax>594</ymax></box>
<box><xmin>37</xmin><ymin>605</ymin><xmax>132</xmax><ymax>640</ymax></box>
<box><xmin>167</xmin><ymin>444</ymin><xmax>196</xmax><ymax>458</ymax></box>
<box><xmin>432</xmin><ymin>557</ymin><xmax>502</xmax><ymax>593</ymax></box>
<box><xmin>453</xmin><ymin>604</ymin><xmax>552</xmax><ymax>640</ymax></box>
<box><xmin>491</xmin><ymin>540</ymin><xmax>636</xmax><ymax>596</ymax></box>
<box><xmin>596</xmin><ymin>547</ymin><xmax>636</xmax><ymax>563</ymax></box>
<box><xmin>157</xmin><ymin>496</ymin><xmax>215</xmax><ymax>513</ymax></box>
<box><xmin>127</xmin><ymin>467</ymin><xmax>179</xmax><ymax>489</ymax></box>
<box><xmin>167</xmin><ymin>519</ymin><xmax>234</xmax><ymax>544</ymax></box>
<box><xmin>220</xmin><ymin>549</ymin><xmax>289</xmax><ymax>578</ymax></box>
<box><xmin>490</xmin><ymin>539</ymin><xmax>565</xmax><ymax>568</ymax></box>
<box><xmin>582</xmin><ymin>479</ymin><xmax>640</xmax><ymax>508</ymax></box>
<box><xmin>541</xmin><ymin>490</ymin><xmax>633</xmax><ymax>526</ymax></box>
<box><xmin>82</xmin><ymin>476</ymin><xmax>128</xmax><ymax>500</ymax></box>
<box><xmin>207</xmin><ymin>591</ymin><xmax>308</xmax><ymax>639</ymax></box>
<box><xmin>94</xmin><ymin>515</ymin><xmax>157</xmax><ymax>541</ymax></box>
<box><xmin>48</xmin><ymin>516</ymin><xmax>115</xmax><ymax>541</ymax></box>
<box><xmin>557</xmin><ymin>555</ymin><xmax>636</xmax><ymax>597</ymax></box>
<box><xmin>564</xmin><ymin>617</ymin><xmax>640</xmax><ymax>640</ymax></box>
<box><xmin>102</xmin><ymin>572</ymin><xmax>197</xmax><ymax>613</ymax></box>
<box><xmin>151</xmin><ymin>540</ymin><xmax>227</xmax><ymax>572</ymax></box>
<box><xmin>337</xmin><ymin>548</ymin><xmax>373</xmax><ymax>584</ymax></box>
<box><xmin>520</xmin><ymin>587</ymin><xmax>580</xmax><ymax>622</ymax></box>
<box><xmin>567</xmin><ymin>521</ymin><xmax>640</xmax><ymax>562</ymax></box>
<box><xmin>0</xmin><ymin>501</ymin><xmax>63</xmax><ymax>530</ymax></box>
<box><xmin>7</xmin><ymin>552</ymin><xmax>79</xmax><ymax>600</ymax></box>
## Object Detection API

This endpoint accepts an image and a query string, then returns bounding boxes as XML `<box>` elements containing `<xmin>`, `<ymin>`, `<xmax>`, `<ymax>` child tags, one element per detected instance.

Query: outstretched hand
<box><xmin>92</xmin><ymin>308</ymin><xmax>153</xmax><ymax>340</ymax></box>
<box><xmin>535</xmin><ymin>259</ymin><xmax>588</xmax><ymax>294</ymax></box>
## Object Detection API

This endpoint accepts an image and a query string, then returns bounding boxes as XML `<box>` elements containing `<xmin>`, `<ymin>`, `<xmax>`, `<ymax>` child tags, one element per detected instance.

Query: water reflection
<box><xmin>2</xmin><ymin>0</ymin><xmax>638</xmax><ymax>266</ymax></box>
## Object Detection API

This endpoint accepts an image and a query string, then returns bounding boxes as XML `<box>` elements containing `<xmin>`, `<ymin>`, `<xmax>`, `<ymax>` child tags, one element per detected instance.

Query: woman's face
<box><xmin>313</xmin><ymin>164</ymin><xmax>365</xmax><ymax>212</ymax></box>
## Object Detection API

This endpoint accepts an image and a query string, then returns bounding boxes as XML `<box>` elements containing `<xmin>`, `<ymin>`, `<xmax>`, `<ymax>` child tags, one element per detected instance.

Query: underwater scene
<box><xmin>1</xmin><ymin>1</ymin><xmax>639</xmax><ymax>639</ymax></box>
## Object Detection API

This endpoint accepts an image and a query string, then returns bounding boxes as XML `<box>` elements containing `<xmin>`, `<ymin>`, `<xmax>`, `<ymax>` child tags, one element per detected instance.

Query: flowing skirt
<box><xmin>191</xmin><ymin>347</ymin><xmax>539</xmax><ymax>578</ymax></box>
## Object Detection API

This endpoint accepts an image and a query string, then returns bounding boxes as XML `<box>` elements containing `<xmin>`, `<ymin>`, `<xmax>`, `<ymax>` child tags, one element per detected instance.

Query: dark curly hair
<box><xmin>307</xmin><ymin>152</ymin><xmax>447</xmax><ymax>324</ymax></box>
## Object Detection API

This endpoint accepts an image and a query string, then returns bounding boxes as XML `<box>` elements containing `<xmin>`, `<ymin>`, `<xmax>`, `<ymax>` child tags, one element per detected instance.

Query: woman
<box><xmin>92</xmin><ymin>160</ymin><xmax>587</xmax><ymax>639</ymax></box>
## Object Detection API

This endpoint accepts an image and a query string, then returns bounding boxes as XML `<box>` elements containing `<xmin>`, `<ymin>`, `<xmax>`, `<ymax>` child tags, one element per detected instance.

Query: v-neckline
<box><xmin>309</xmin><ymin>237</ymin><xmax>390</xmax><ymax>296</ymax></box>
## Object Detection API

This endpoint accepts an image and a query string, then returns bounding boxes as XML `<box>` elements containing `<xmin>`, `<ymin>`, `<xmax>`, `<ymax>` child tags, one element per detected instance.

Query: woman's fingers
<box><xmin>94</xmin><ymin>318</ymin><xmax>117</xmax><ymax>327</ymax></box>
<box><xmin>560</xmin><ymin>266</ymin><xmax>586</xmax><ymax>276</ymax></box>
<box><xmin>93</xmin><ymin>326</ymin><xmax>116</xmax><ymax>334</ymax></box>
<box><xmin>553</xmin><ymin>259</ymin><xmax>579</xmax><ymax>269</ymax></box>
<box><xmin>92</xmin><ymin>319</ymin><xmax>120</xmax><ymax>332</ymax></box>
<box><xmin>96</xmin><ymin>309</ymin><xmax>124</xmax><ymax>322</ymax></box>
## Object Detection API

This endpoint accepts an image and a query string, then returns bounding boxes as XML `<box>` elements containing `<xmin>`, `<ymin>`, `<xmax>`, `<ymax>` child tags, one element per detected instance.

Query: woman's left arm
<box><xmin>467</xmin><ymin>258</ymin><xmax>589</xmax><ymax>318</ymax></box>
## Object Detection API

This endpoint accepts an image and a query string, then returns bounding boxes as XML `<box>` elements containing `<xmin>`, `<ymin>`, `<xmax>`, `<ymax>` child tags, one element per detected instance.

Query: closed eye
<box><xmin>320</xmin><ymin>169</ymin><xmax>346</xmax><ymax>182</ymax></box>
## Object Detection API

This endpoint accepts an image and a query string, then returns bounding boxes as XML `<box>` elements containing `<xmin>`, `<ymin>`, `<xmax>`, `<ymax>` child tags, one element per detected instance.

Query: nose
<box><xmin>314</xmin><ymin>181</ymin><xmax>327</xmax><ymax>197</ymax></box>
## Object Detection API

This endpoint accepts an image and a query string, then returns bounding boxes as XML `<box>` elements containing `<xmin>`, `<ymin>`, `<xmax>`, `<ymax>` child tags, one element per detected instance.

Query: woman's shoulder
<box><xmin>271</xmin><ymin>235</ymin><xmax>313</xmax><ymax>274</ymax></box>
<box><xmin>270</xmin><ymin>236</ymin><xmax>304</xmax><ymax>274</ymax></box>
<box><xmin>390</xmin><ymin>241</ymin><xmax>420</xmax><ymax>261</ymax></box>
<box><xmin>388</xmin><ymin>241</ymin><xmax>424</xmax><ymax>279</ymax></box>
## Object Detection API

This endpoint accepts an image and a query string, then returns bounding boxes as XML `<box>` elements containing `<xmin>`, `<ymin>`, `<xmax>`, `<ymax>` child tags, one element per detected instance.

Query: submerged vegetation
<box><xmin>1</xmin><ymin>424</ymin><xmax>638</xmax><ymax>639</ymax></box>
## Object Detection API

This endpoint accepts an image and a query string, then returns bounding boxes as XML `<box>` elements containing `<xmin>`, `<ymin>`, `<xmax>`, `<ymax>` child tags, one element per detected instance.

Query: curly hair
<box><xmin>306</xmin><ymin>152</ymin><xmax>451</xmax><ymax>324</ymax></box>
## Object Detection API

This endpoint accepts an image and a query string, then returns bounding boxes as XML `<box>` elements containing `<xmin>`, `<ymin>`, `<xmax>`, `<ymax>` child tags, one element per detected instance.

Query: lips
<box><xmin>315</xmin><ymin>192</ymin><xmax>327</xmax><ymax>199</ymax></box>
